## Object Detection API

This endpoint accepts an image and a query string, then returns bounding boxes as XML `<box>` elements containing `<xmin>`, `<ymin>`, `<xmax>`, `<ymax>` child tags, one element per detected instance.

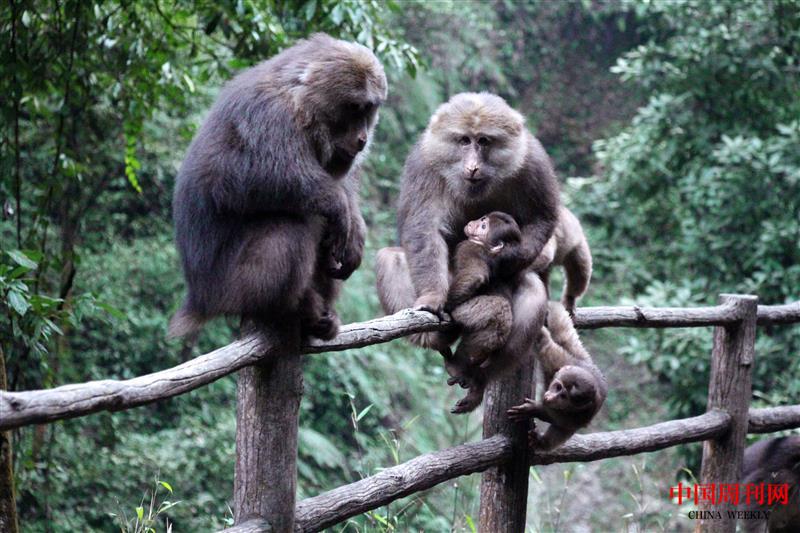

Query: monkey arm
<box><xmin>208</xmin><ymin>99</ymin><xmax>351</xmax><ymax>241</ymax></box>
<box><xmin>518</xmin><ymin>137</ymin><xmax>560</xmax><ymax>261</ymax></box>
<box><xmin>519</xmin><ymin>217</ymin><xmax>557</xmax><ymax>269</ymax></box>
<box><xmin>507</xmin><ymin>399</ymin><xmax>555</xmax><ymax>423</ymax></box>
<box><xmin>531</xmin><ymin>424</ymin><xmax>575</xmax><ymax>451</ymax></box>
<box><xmin>445</xmin><ymin>245</ymin><xmax>490</xmax><ymax>310</ymax></box>
<box><xmin>329</xmin><ymin>171</ymin><xmax>367</xmax><ymax>280</ymax></box>
<box><xmin>399</xmin><ymin>208</ymin><xmax>450</xmax><ymax>313</ymax></box>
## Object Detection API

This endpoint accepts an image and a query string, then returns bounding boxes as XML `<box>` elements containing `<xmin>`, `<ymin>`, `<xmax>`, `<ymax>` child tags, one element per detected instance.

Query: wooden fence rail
<box><xmin>2</xmin><ymin>302</ymin><xmax>798</xmax><ymax>432</ymax></box>
<box><xmin>2</xmin><ymin>299</ymin><xmax>800</xmax><ymax>533</ymax></box>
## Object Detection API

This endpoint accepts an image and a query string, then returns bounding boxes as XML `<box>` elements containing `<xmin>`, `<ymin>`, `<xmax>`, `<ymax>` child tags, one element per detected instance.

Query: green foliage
<box><xmin>6</xmin><ymin>0</ymin><xmax>798</xmax><ymax>530</ymax></box>
<box><xmin>575</xmin><ymin>0</ymin><xmax>800</xmax><ymax>428</ymax></box>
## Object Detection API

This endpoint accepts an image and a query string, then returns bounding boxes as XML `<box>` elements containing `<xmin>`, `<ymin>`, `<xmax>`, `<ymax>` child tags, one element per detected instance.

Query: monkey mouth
<box><xmin>464</xmin><ymin>179</ymin><xmax>488</xmax><ymax>195</ymax></box>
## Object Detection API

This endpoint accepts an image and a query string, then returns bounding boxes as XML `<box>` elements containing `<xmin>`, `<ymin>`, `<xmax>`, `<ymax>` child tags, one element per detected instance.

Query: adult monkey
<box><xmin>377</xmin><ymin>92</ymin><xmax>560</xmax><ymax>401</ymax></box>
<box><xmin>170</xmin><ymin>34</ymin><xmax>387</xmax><ymax>344</ymax></box>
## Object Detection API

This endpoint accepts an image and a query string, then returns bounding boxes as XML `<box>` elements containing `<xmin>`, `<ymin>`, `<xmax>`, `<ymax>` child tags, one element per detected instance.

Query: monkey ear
<box><xmin>489</xmin><ymin>242</ymin><xmax>505</xmax><ymax>255</ymax></box>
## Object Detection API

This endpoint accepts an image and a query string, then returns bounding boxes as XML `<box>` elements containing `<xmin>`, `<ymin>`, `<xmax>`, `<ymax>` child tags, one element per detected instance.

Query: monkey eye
<box><xmin>481</xmin><ymin>223</ymin><xmax>486</xmax><ymax>229</ymax></box>
<box><xmin>458</xmin><ymin>135</ymin><xmax>471</xmax><ymax>146</ymax></box>
<box><xmin>553</xmin><ymin>382</ymin><xmax>563</xmax><ymax>393</ymax></box>
<box><xmin>477</xmin><ymin>136</ymin><xmax>490</xmax><ymax>146</ymax></box>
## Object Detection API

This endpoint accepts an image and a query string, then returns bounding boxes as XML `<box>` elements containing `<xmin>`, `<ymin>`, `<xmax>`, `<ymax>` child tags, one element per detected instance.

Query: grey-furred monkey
<box><xmin>375</xmin><ymin>92</ymin><xmax>559</xmax><ymax>411</ymax></box>
<box><xmin>739</xmin><ymin>436</ymin><xmax>800</xmax><ymax>533</ymax></box>
<box><xmin>507</xmin><ymin>301</ymin><xmax>607</xmax><ymax>450</ymax></box>
<box><xmin>169</xmin><ymin>34</ymin><xmax>387</xmax><ymax>344</ymax></box>
<box><xmin>531</xmin><ymin>206</ymin><xmax>592</xmax><ymax>318</ymax></box>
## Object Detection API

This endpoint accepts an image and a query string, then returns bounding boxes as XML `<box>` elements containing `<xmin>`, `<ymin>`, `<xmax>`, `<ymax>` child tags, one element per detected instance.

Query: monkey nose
<box><xmin>356</xmin><ymin>136</ymin><xmax>367</xmax><ymax>151</ymax></box>
<box><xmin>466</xmin><ymin>166</ymin><xmax>480</xmax><ymax>181</ymax></box>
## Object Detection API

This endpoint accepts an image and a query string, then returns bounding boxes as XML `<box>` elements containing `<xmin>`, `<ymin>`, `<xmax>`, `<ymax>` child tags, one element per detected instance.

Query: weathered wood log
<box><xmin>748</xmin><ymin>405</ymin><xmax>800</xmax><ymax>433</ymax></box>
<box><xmin>294</xmin><ymin>410</ymin><xmax>731</xmax><ymax>531</ymax></box>
<box><xmin>573</xmin><ymin>303</ymin><xmax>741</xmax><ymax>329</ymax></box>
<box><xmin>294</xmin><ymin>435</ymin><xmax>512</xmax><ymax>532</ymax></box>
<box><xmin>756</xmin><ymin>302</ymin><xmax>800</xmax><ymax>325</ymax></box>
<box><xmin>0</xmin><ymin>348</ymin><xmax>19</xmax><ymax>533</ymax></box>
<box><xmin>221</xmin><ymin>518</ymin><xmax>272</xmax><ymax>533</ymax></box>
<box><xmin>0</xmin><ymin>309</ymin><xmax>444</xmax><ymax>431</ymax></box>
<box><xmin>696</xmin><ymin>294</ymin><xmax>758</xmax><ymax>533</ymax></box>
<box><xmin>479</xmin><ymin>352</ymin><xmax>534</xmax><ymax>532</ymax></box>
<box><xmin>532</xmin><ymin>409</ymin><xmax>731</xmax><ymax>464</ymax></box>
<box><xmin>2</xmin><ymin>302</ymin><xmax>799</xmax><ymax>431</ymax></box>
<box><xmin>234</xmin><ymin>353</ymin><xmax>303</xmax><ymax>531</ymax></box>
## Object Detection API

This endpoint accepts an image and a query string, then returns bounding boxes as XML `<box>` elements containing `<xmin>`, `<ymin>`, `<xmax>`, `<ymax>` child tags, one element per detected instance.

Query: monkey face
<box><xmin>464</xmin><ymin>216</ymin><xmax>492</xmax><ymax>243</ymax></box>
<box><xmin>423</xmin><ymin>93</ymin><xmax>527</xmax><ymax>199</ymax></box>
<box><xmin>327</xmin><ymin>101</ymin><xmax>381</xmax><ymax>171</ymax></box>
<box><xmin>543</xmin><ymin>366</ymin><xmax>597</xmax><ymax>411</ymax></box>
<box><xmin>296</xmin><ymin>35</ymin><xmax>387</xmax><ymax>176</ymax></box>
<box><xmin>464</xmin><ymin>212</ymin><xmax>521</xmax><ymax>252</ymax></box>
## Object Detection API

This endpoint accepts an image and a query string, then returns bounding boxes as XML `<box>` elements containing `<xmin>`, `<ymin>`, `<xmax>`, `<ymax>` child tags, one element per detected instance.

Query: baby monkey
<box><xmin>507</xmin><ymin>301</ymin><xmax>607</xmax><ymax>450</ymax></box>
<box><xmin>444</xmin><ymin>211</ymin><xmax>534</xmax><ymax>413</ymax></box>
<box><xmin>532</xmin><ymin>206</ymin><xmax>592</xmax><ymax>318</ymax></box>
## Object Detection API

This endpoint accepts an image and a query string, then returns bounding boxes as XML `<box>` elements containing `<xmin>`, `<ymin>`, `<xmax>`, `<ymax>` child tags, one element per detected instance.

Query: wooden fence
<box><xmin>1</xmin><ymin>296</ymin><xmax>799</xmax><ymax>532</ymax></box>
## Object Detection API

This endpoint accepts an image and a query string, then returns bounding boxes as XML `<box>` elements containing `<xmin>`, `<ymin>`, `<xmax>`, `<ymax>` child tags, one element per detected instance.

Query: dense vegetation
<box><xmin>1</xmin><ymin>0</ymin><xmax>798</xmax><ymax>530</ymax></box>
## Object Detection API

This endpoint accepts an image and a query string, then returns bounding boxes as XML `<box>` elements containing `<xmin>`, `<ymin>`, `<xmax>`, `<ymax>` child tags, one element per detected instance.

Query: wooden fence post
<box><xmin>696</xmin><ymin>294</ymin><xmax>757</xmax><ymax>533</ymax></box>
<box><xmin>234</xmin><ymin>352</ymin><xmax>304</xmax><ymax>532</ymax></box>
<box><xmin>0</xmin><ymin>348</ymin><xmax>20</xmax><ymax>533</ymax></box>
<box><xmin>479</xmin><ymin>349</ymin><xmax>535</xmax><ymax>531</ymax></box>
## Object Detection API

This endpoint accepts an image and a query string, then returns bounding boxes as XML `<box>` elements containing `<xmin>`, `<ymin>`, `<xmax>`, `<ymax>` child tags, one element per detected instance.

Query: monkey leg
<box><xmin>450</xmin><ymin>295</ymin><xmax>512</xmax><ymax>367</ymax></box>
<box><xmin>222</xmin><ymin>217</ymin><xmax>320</xmax><ymax>317</ymax></box>
<box><xmin>530</xmin><ymin>424</ymin><xmax>575</xmax><ymax>451</ymax></box>
<box><xmin>375</xmin><ymin>246</ymin><xmax>459</xmax><ymax>352</ymax></box>
<box><xmin>531</xmin><ymin>235</ymin><xmax>557</xmax><ymax>272</ymax></box>
<box><xmin>561</xmin><ymin>239</ymin><xmax>592</xmax><ymax>318</ymax></box>
<box><xmin>300</xmin><ymin>269</ymin><xmax>342</xmax><ymax>341</ymax></box>
<box><xmin>451</xmin><ymin>373</ymin><xmax>487</xmax><ymax>414</ymax></box>
<box><xmin>504</xmin><ymin>272</ymin><xmax>549</xmax><ymax>368</ymax></box>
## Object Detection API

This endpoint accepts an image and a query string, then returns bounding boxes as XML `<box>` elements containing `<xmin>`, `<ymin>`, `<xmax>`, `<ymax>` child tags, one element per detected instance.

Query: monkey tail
<box><xmin>167</xmin><ymin>305</ymin><xmax>206</xmax><ymax>338</ymax></box>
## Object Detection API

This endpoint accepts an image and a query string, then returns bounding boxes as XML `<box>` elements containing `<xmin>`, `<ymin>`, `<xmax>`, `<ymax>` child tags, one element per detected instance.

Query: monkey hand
<box><xmin>329</xmin><ymin>215</ymin><xmax>365</xmax><ymax>280</ymax></box>
<box><xmin>322</xmin><ymin>191</ymin><xmax>352</xmax><ymax>273</ymax></box>
<box><xmin>507</xmin><ymin>398</ymin><xmax>537</xmax><ymax>421</ymax></box>
<box><xmin>414</xmin><ymin>292</ymin><xmax>447</xmax><ymax>318</ymax></box>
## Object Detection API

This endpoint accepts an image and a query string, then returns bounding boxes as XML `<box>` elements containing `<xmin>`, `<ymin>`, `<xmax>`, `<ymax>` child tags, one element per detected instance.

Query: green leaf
<box><xmin>466</xmin><ymin>515</ymin><xmax>477</xmax><ymax>533</ymax></box>
<box><xmin>159</xmin><ymin>481</ymin><xmax>173</xmax><ymax>494</ymax></box>
<box><xmin>97</xmin><ymin>301</ymin><xmax>126</xmax><ymax>321</ymax></box>
<box><xmin>7</xmin><ymin>250</ymin><xmax>38</xmax><ymax>270</ymax></box>
<box><xmin>136</xmin><ymin>506</ymin><xmax>144</xmax><ymax>521</ymax></box>
<box><xmin>7</xmin><ymin>290</ymin><xmax>30</xmax><ymax>316</ymax></box>
<box><xmin>304</xmin><ymin>0</ymin><xmax>317</xmax><ymax>21</ymax></box>
<box><xmin>330</xmin><ymin>3</ymin><xmax>344</xmax><ymax>25</ymax></box>
<box><xmin>356</xmin><ymin>404</ymin><xmax>373</xmax><ymax>421</ymax></box>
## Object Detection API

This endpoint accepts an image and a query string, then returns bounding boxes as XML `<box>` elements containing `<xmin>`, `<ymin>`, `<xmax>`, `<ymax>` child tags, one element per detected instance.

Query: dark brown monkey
<box><xmin>507</xmin><ymin>301</ymin><xmax>607</xmax><ymax>450</ymax></box>
<box><xmin>440</xmin><ymin>212</ymin><xmax>536</xmax><ymax>413</ymax></box>
<box><xmin>531</xmin><ymin>206</ymin><xmax>592</xmax><ymax>318</ymax></box>
<box><xmin>169</xmin><ymin>33</ymin><xmax>387</xmax><ymax>342</ymax></box>
<box><xmin>739</xmin><ymin>436</ymin><xmax>800</xmax><ymax>533</ymax></box>
<box><xmin>375</xmin><ymin>92</ymin><xmax>559</xmax><ymax>410</ymax></box>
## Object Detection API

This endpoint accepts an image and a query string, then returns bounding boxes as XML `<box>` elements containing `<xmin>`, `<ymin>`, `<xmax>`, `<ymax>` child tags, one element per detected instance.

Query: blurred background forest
<box><xmin>1</xmin><ymin>0</ymin><xmax>799</xmax><ymax>531</ymax></box>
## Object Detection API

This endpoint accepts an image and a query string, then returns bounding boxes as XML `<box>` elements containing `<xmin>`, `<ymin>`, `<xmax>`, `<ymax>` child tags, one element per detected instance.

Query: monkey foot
<box><xmin>446</xmin><ymin>375</ymin><xmax>472</xmax><ymax>389</ymax></box>
<box><xmin>306</xmin><ymin>311</ymin><xmax>341</xmax><ymax>340</ymax></box>
<box><xmin>450</xmin><ymin>393</ymin><xmax>482</xmax><ymax>414</ymax></box>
